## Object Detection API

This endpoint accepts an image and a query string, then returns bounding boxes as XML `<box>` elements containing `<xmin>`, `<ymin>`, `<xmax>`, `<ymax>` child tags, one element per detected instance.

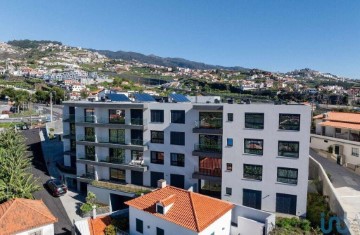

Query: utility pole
<box><xmin>50</xmin><ymin>92</ymin><xmax>53</xmax><ymax>122</ymax></box>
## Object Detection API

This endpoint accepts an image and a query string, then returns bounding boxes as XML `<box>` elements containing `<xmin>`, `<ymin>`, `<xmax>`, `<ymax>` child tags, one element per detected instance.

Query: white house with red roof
<box><xmin>311</xmin><ymin>111</ymin><xmax>360</xmax><ymax>167</ymax></box>
<box><xmin>125</xmin><ymin>183</ymin><xmax>275</xmax><ymax>235</ymax></box>
<box><xmin>0</xmin><ymin>198</ymin><xmax>57</xmax><ymax>235</ymax></box>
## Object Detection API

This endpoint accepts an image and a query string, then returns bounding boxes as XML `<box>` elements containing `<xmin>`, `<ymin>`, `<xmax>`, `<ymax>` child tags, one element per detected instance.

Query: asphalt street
<box><xmin>27</xmin><ymin>129</ymin><xmax>72</xmax><ymax>235</ymax></box>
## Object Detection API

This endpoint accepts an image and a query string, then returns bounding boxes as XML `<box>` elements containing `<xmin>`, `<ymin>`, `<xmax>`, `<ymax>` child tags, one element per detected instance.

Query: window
<box><xmin>110</xmin><ymin>168</ymin><xmax>125</xmax><ymax>182</ymax></box>
<box><xmin>171</xmin><ymin>110</ymin><xmax>185</xmax><ymax>124</ymax></box>
<box><xmin>109</xmin><ymin>109</ymin><xmax>125</xmax><ymax>124</ymax></box>
<box><xmin>85</xmin><ymin>146</ymin><xmax>95</xmax><ymax>160</ymax></box>
<box><xmin>245</xmin><ymin>113</ymin><xmax>264</xmax><ymax>129</ymax></box>
<box><xmin>156</xmin><ymin>204</ymin><xmax>164</xmax><ymax>214</ymax></box>
<box><xmin>170</xmin><ymin>131</ymin><xmax>185</xmax><ymax>145</ymax></box>
<box><xmin>279</xmin><ymin>114</ymin><xmax>300</xmax><ymax>131</ymax></box>
<box><xmin>156</xmin><ymin>227</ymin><xmax>165</xmax><ymax>235</ymax></box>
<box><xmin>151</xmin><ymin>151</ymin><xmax>164</xmax><ymax>164</ymax></box>
<box><xmin>136</xmin><ymin>218</ymin><xmax>143</xmax><ymax>233</ymax></box>
<box><xmin>277</xmin><ymin>167</ymin><xmax>298</xmax><ymax>184</ymax></box>
<box><xmin>70</xmin><ymin>139</ymin><xmax>76</xmax><ymax>151</ymax></box>
<box><xmin>84</xmin><ymin>127</ymin><xmax>95</xmax><ymax>141</ymax></box>
<box><xmin>226</xmin><ymin>187</ymin><xmax>232</xmax><ymax>195</ymax></box>
<box><xmin>29</xmin><ymin>231</ymin><xmax>42</xmax><ymax>235</ymax></box>
<box><xmin>199</xmin><ymin>112</ymin><xmax>222</xmax><ymax>129</ymax></box>
<box><xmin>85</xmin><ymin>164</ymin><xmax>95</xmax><ymax>177</ymax></box>
<box><xmin>278</xmin><ymin>141</ymin><xmax>299</xmax><ymax>158</ymax></box>
<box><xmin>276</xmin><ymin>193</ymin><xmax>297</xmax><ymax>215</ymax></box>
<box><xmin>227</xmin><ymin>138</ymin><xmax>233</xmax><ymax>146</ymax></box>
<box><xmin>199</xmin><ymin>134</ymin><xmax>222</xmax><ymax>152</ymax></box>
<box><xmin>244</xmin><ymin>139</ymin><xmax>263</xmax><ymax>155</ymax></box>
<box><xmin>170</xmin><ymin>153</ymin><xmax>185</xmax><ymax>167</ymax></box>
<box><xmin>84</xmin><ymin>108</ymin><xmax>95</xmax><ymax>123</ymax></box>
<box><xmin>109</xmin><ymin>148</ymin><xmax>125</xmax><ymax>164</ymax></box>
<box><xmin>227</xmin><ymin>113</ymin><xmax>233</xmax><ymax>122</ymax></box>
<box><xmin>109</xmin><ymin>129</ymin><xmax>125</xmax><ymax>144</ymax></box>
<box><xmin>151</xmin><ymin>110</ymin><xmax>164</xmax><ymax>123</ymax></box>
<box><xmin>226</xmin><ymin>163</ymin><xmax>232</xmax><ymax>171</ymax></box>
<box><xmin>243</xmin><ymin>164</ymin><xmax>262</xmax><ymax>180</ymax></box>
<box><xmin>131</xmin><ymin>150</ymin><xmax>143</xmax><ymax>161</ymax></box>
<box><xmin>151</xmin><ymin>131</ymin><xmax>164</xmax><ymax>144</ymax></box>
<box><xmin>352</xmin><ymin>148</ymin><xmax>359</xmax><ymax>157</ymax></box>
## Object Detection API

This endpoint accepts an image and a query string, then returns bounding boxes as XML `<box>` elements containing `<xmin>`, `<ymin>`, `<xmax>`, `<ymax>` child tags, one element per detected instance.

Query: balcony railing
<box><xmin>100</xmin><ymin>156</ymin><xmax>126</xmax><ymax>164</ymax></box>
<box><xmin>56</xmin><ymin>162</ymin><xmax>76</xmax><ymax>174</ymax></box>
<box><xmin>131</xmin><ymin>118</ymin><xmax>145</xmax><ymax>125</ymax></box>
<box><xmin>76</xmin><ymin>115</ymin><xmax>96</xmax><ymax>123</ymax></box>
<box><xmin>195</xmin><ymin>118</ymin><xmax>223</xmax><ymax>129</ymax></box>
<box><xmin>63</xmin><ymin>114</ymin><xmax>75</xmax><ymax>122</ymax></box>
<box><xmin>79</xmin><ymin>173</ymin><xmax>95</xmax><ymax>180</ymax></box>
<box><xmin>77</xmin><ymin>134</ymin><xmax>96</xmax><ymax>142</ymax></box>
<box><xmin>197</xmin><ymin>168</ymin><xmax>222</xmax><ymax>177</ymax></box>
<box><xmin>129</xmin><ymin>159</ymin><xmax>145</xmax><ymax>166</ymax></box>
<box><xmin>96</xmin><ymin>117</ymin><xmax>126</xmax><ymax>124</ymax></box>
<box><xmin>131</xmin><ymin>139</ymin><xmax>146</xmax><ymax>146</ymax></box>
<box><xmin>79</xmin><ymin>155</ymin><xmax>96</xmax><ymax>161</ymax></box>
<box><xmin>194</xmin><ymin>144</ymin><xmax>222</xmax><ymax>153</ymax></box>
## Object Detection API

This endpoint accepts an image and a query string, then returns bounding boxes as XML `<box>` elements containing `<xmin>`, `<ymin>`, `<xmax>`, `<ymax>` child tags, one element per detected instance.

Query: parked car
<box><xmin>45</xmin><ymin>179</ymin><xmax>67</xmax><ymax>197</ymax></box>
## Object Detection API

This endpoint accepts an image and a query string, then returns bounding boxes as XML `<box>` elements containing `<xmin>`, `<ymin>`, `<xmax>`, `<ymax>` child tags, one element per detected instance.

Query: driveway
<box><xmin>310</xmin><ymin>149</ymin><xmax>360</xmax><ymax>234</ymax></box>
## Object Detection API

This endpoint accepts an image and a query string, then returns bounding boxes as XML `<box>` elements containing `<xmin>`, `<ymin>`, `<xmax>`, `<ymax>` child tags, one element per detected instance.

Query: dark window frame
<box><xmin>151</xmin><ymin>151</ymin><xmax>164</xmax><ymax>165</ymax></box>
<box><xmin>226</xmin><ymin>163</ymin><xmax>233</xmax><ymax>171</ymax></box>
<box><xmin>156</xmin><ymin>227</ymin><xmax>165</xmax><ymax>235</ymax></box>
<box><xmin>109</xmin><ymin>148</ymin><xmax>125</xmax><ymax>164</ymax></box>
<box><xmin>278</xmin><ymin>141</ymin><xmax>299</xmax><ymax>158</ymax></box>
<box><xmin>171</xmin><ymin>110</ymin><xmax>185</xmax><ymax>124</ymax></box>
<box><xmin>170</xmin><ymin>131</ymin><xmax>185</xmax><ymax>145</ymax></box>
<box><xmin>226</xmin><ymin>187</ymin><xmax>232</xmax><ymax>195</ymax></box>
<box><xmin>277</xmin><ymin>167</ymin><xmax>298</xmax><ymax>185</ymax></box>
<box><xmin>243</xmin><ymin>164</ymin><xmax>263</xmax><ymax>181</ymax></box>
<box><xmin>244</xmin><ymin>139</ymin><xmax>263</xmax><ymax>155</ymax></box>
<box><xmin>170</xmin><ymin>153</ymin><xmax>185</xmax><ymax>167</ymax></box>
<box><xmin>227</xmin><ymin>113</ymin><xmax>234</xmax><ymax>122</ymax></box>
<box><xmin>109</xmin><ymin>129</ymin><xmax>125</xmax><ymax>144</ymax></box>
<box><xmin>109</xmin><ymin>109</ymin><xmax>125</xmax><ymax>124</ymax></box>
<box><xmin>279</xmin><ymin>114</ymin><xmax>301</xmax><ymax>131</ymax></box>
<box><xmin>245</xmin><ymin>113</ymin><xmax>264</xmax><ymax>129</ymax></box>
<box><xmin>151</xmin><ymin>110</ymin><xmax>164</xmax><ymax>123</ymax></box>
<box><xmin>157</xmin><ymin>204</ymin><xmax>164</xmax><ymax>214</ymax></box>
<box><xmin>109</xmin><ymin>168</ymin><xmax>126</xmax><ymax>182</ymax></box>
<box><xmin>151</xmin><ymin>131</ymin><xmax>164</xmax><ymax>144</ymax></box>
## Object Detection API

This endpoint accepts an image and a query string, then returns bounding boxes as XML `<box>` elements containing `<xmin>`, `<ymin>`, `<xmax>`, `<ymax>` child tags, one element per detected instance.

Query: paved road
<box><xmin>310</xmin><ymin>149</ymin><xmax>360</xmax><ymax>234</ymax></box>
<box><xmin>31</xmin><ymin>157</ymin><xmax>72</xmax><ymax>235</ymax></box>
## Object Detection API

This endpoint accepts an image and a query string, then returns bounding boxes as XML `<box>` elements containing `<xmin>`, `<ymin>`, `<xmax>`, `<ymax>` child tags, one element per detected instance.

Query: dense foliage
<box><xmin>270</xmin><ymin>217</ymin><xmax>321</xmax><ymax>235</ymax></box>
<box><xmin>0</xmin><ymin>129</ymin><xmax>40</xmax><ymax>202</ymax></box>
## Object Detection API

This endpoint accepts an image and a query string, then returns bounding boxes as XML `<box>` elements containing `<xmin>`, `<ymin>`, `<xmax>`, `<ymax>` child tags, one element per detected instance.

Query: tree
<box><xmin>0</xmin><ymin>129</ymin><xmax>40</xmax><ymax>202</ymax></box>
<box><xmin>80</xmin><ymin>89</ymin><xmax>89</xmax><ymax>99</ymax></box>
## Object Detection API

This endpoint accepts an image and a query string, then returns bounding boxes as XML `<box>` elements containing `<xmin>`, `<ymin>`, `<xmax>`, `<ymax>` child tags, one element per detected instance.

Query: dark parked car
<box><xmin>45</xmin><ymin>179</ymin><xmax>67</xmax><ymax>197</ymax></box>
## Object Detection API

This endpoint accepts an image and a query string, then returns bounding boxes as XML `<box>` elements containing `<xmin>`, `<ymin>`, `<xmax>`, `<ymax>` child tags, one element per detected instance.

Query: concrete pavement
<box><xmin>310</xmin><ymin>148</ymin><xmax>360</xmax><ymax>234</ymax></box>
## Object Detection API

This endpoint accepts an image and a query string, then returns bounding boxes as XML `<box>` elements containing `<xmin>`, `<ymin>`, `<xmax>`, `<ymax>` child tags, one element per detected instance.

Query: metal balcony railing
<box><xmin>130</xmin><ymin>118</ymin><xmax>145</xmax><ymax>125</ymax></box>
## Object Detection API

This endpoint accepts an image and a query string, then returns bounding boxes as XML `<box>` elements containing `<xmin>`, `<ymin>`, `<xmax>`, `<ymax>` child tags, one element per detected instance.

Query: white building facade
<box><xmin>61</xmin><ymin>97</ymin><xmax>310</xmax><ymax>216</ymax></box>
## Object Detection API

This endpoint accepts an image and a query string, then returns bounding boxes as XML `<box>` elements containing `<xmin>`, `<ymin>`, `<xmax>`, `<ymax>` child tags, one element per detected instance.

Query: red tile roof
<box><xmin>319</xmin><ymin>121</ymin><xmax>360</xmax><ymax>131</ymax></box>
<box><xmin>125</xmin><ymin>186</ymin><xmax>233</xmax><ymax>232</ymax></box>
<box><xmin>314</xmin><ymin>112</ymin><xmax>360</xmax><ymax>124</ymax></box>
<box><xmin>88</xmin><ymin>215</ymin><xmax>111</xmax><ymax>235</ymax></box>
<box><xmin>0</xmin><ymin>198</ymin><xmax>57</xmax><ymax>234</ymax></box>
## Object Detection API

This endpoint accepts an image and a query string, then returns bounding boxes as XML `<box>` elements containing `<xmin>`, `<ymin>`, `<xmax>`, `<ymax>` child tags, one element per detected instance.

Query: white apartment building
<box><xmin>60</xmin><ymin>94</ymin><xmax>310</xmax><ymax>216</ymax></box>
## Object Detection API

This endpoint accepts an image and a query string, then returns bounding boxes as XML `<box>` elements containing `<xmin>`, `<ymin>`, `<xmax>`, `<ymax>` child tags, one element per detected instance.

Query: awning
<box><xmin>319</xmin><ymin>121</ymin><xmax>360</xmax><ymax>131</ymax></box>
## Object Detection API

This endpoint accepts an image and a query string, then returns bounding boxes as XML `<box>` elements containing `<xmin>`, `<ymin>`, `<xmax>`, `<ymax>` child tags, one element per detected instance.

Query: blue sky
<box><xmin>1</xmin><ymin>0</ymin><xmax>359</xmax><ymax>79</ymax></box>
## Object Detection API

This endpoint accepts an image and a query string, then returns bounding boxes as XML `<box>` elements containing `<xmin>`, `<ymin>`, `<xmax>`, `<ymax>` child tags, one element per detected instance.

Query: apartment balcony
<box><xmin>56</xmin><ymin>162</ymin><xmax>76</xmax><ymax>175</ymax></box>
<box><xmin>63</xmin><ymin>114</ymin><xmax>75</xmax><ymax>122</ymax></box>
<box><xmin>77</xmin><ymin>173</ymin><xmax>96</xmax><ymax>183</ymax></box>
<box><xmin>193</xmin><ymin>119</ymin><xmax>223</xmax><ymax>135</ymax></box>
<box><xmin>72</xmin><ymin>115</ymin><xmax>147</xmax><ymax>130</ymax></box>
<box><xmin>77</xmin><ymin>134</ymin><xmax>96</xmax><ymax>142</ymax></box>
<box><xmin>192</xmin><ymin>144</ymin><xmax>222</xmax><ymax>158</ymax></box>
<box><xmin>95</xmin><ymin>158</ymin><xmax>148</xmax><ymax>172</ymax></box>
<box><xmin>76</xmin><ymin>136</ymin><xmax>148</xmax><ymax>151</ymax></box>
<box><xmin>64</xmin><ymin>150</ymin><xmax>76</xmax><ymax>156</ymax></box>
<box><xmin>192</xmin><ymin>168</ymin><xmax>222</xmax><ymax>182</ymax></box>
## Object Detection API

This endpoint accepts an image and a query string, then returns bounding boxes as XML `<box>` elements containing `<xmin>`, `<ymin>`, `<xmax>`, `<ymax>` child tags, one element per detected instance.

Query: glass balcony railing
<box><xmin>77</xmin><ymin>135</ymin><xmax>96</xmax><ymax>142</ymax></box>
<box><xmin>197</xmin><ymin>168</ymin><xmax>222</xmax><ymax>177</ymax></box>
<box><xmin>79</xmin><ymin>173</ymin><xmax>95</xmax><ymax>180</ymax></box>
<box><xmin>130</xmin><ymin>118</ymin><xmax>145</xmax><ymax>125</ymax></box>
<box><xmin>195</xmin><ymin>118</ymin><xmax>223</xmax><ymax>129</ymax></box>
<box><xmin>194</xmin><ymin>144</ymin><xmax>222</xmax><ymax>153</ymax></box>
<box><xmin>75</xmin><ymin>115</ymin><xmax>96</xmax><ymax>123</ymax></box>
<box><xmin>78</xmin><ymin>155</ymin><xmax>96</xmax><ymax>161</ymax></box>
<box><xmin>63</xmin><ymin>114</ymin><xmax>75</xmax><ymax>122</ymax></box>
<box><xmin>131</xmin><ymin>139</ymin><xmax>146</xmax><ymax>146</ymax></box>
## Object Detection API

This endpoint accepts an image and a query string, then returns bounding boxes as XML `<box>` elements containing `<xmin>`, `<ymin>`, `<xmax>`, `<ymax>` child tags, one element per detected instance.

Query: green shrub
<box><xmin>306</xmin><ymin>193</ymin><xmax>333</xmax><ymax>229</ymax></box>
<box><xmin>105</xmin><ymin>224</ymin><xmax>116</xmax><ymax>235</ymax></box>
<box><xmin>49</xmin><ymin>128</ymin><xmax>54</xmax><ymax>132</ymax></box>
<box><xmin>80</xmin><ymin>203</ymin><xmax>93</xmax><ymax>213</ymax></box>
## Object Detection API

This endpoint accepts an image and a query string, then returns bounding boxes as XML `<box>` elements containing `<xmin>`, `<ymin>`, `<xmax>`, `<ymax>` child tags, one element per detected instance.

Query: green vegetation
<box><xmin>0</xmin><ymin>129</ymin><xmax>40</xmax><ymax>202</ymax></box>
<box><xmin>306</xmin><ymin>193</ymin><xmax>334</xmax><ymax>229</ymax></box>
<box><xmin>105</xmin><ymin>217</ymin><xmax>129</xmax><ymax>234</ymax></box>
<box><xmin>270</xmin><ymin>217</ymin><xmax>321</xmax><ymax>235</ymax></box>
<box><xmin>91</xmin><ymin>180</ymin><xmax>151</xmax><ymax>196</ymax></box>
<box><xmin>7</xmin><ymin>39</ymin><xmax>62</xmax><ymax>49</ymax></box>
<box><xmin>80</xmin><ymin>191</ymin><xmax>97</xmax><ymax>213</ymax></box>
<box><xmin>104</xmin><ymin>224</ymin><xmax>116</xmax><ymax>235</ymax></box>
